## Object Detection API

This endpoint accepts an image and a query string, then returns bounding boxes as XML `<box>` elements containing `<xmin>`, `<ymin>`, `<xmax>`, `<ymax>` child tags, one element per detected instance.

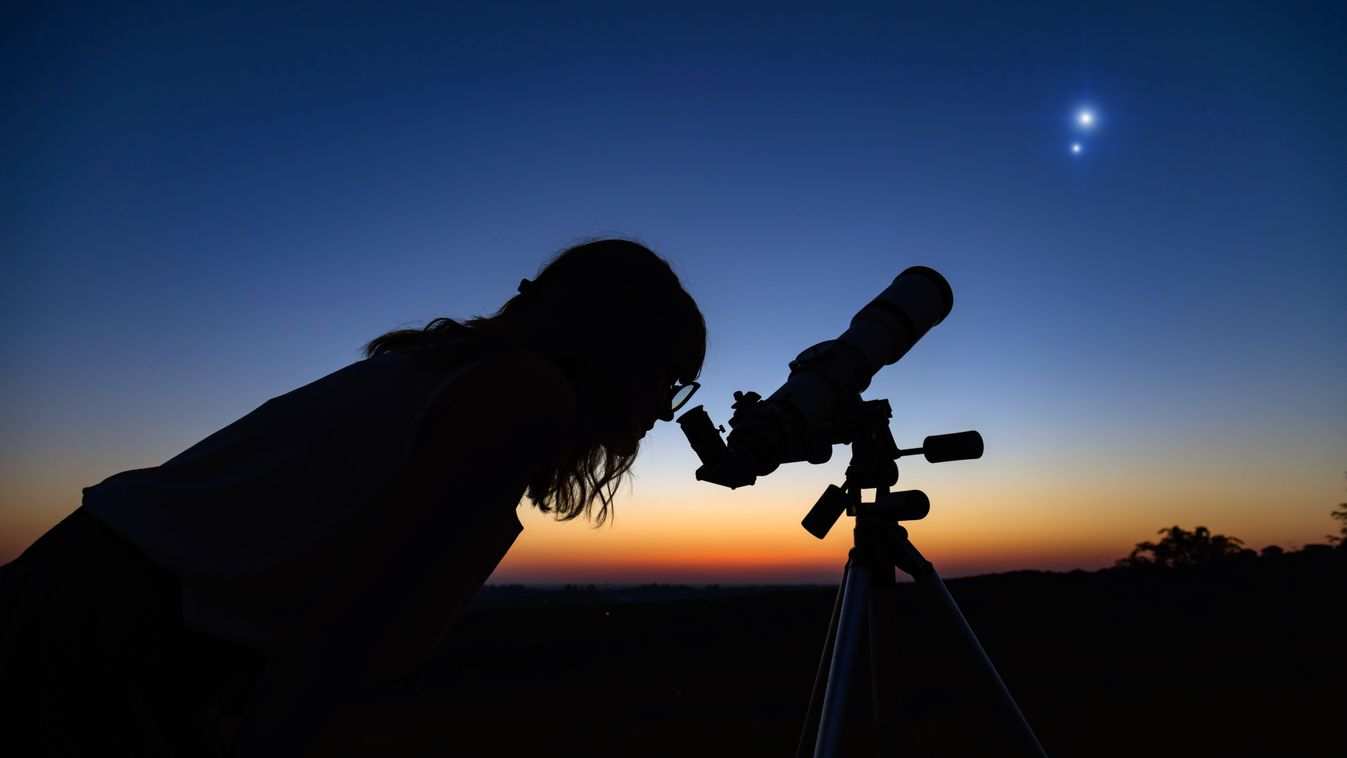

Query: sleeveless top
<box><xmin>81</xmin><ymin>342</ymin><xmax>525</xmax><ymax>654</ymax></box>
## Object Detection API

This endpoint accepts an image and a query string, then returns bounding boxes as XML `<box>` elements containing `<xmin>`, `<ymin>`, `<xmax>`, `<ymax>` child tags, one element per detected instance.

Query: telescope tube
<box><xmin>717</xmin><ymin>266</ymin><xmax>954</xmax><ymax>481</ymax></box>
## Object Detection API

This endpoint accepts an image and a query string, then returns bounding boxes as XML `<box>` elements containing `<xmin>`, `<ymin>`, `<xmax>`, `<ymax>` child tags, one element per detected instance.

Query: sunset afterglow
<box><xmin>4</xmin><ymin>2</ymin><xmax>1344</xmax><ymax>585</ymax></box>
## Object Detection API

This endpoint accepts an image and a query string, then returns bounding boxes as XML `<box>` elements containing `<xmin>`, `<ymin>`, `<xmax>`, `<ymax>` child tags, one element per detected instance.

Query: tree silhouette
<box><xmin>1328</xmin><ymin>470</ymin><xmax>1346</xmax><ymax>547</ymax></box>
<box><xmin>1117</xmin><ymin>525</ymin><xmax>1245</xmax><ymax>568</ymax></box>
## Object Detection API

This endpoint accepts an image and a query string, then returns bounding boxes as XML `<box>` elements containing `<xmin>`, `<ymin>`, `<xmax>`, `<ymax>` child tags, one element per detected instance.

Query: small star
<box><xmin>1078</xmin><ymin>109</ymin><xmax>1094</xmax><ymax>127</ymax></box>
<box><xmin>1071</xmin><ymin>143</ymin><xmax>1082</xmax><ymax>154</ymax></box>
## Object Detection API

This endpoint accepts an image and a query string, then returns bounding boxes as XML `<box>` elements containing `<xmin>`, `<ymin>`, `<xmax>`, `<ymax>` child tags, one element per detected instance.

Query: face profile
<box><xmin>587</xmin><ymin>359</ymin><xmax>694</xmax><ymax>457</ymax></box>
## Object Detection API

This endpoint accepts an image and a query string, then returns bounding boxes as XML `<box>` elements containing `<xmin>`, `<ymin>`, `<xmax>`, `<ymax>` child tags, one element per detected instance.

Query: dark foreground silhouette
<box><xmin>308</xmin><ymin>546</ymin><xmax>1345</xmax><ymax>757</ymax></box>
<box><xmin>0</xmin><ymin>240</ymin><xmax>711</xmax><ymax>753</ymax></box>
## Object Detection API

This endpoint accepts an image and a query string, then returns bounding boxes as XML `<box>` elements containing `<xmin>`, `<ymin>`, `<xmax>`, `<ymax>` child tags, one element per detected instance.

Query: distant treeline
<box><xmin>1115</xmin><ymin>494</ymin><xmax>1347</xmax><ymax>570</ymax></box>
<box><xmin>1114</xmin><ymin>523</ymin><xmax>1346</xmax><ymax>571</ymax></box>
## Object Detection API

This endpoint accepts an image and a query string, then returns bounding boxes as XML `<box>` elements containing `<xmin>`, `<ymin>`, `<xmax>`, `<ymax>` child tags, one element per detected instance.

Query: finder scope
<box><xmin>679</xmin><ymin>266</ymin><xmax>954</xmax><ymax>488</ymax></box>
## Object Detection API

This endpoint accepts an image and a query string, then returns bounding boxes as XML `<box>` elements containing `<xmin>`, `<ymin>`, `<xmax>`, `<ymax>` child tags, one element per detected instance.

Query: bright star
<box><xmin>1078</xmin><ymin>109</ymin><xmax>1094</xmax><ymax>127</ymax></box>
<box><xmin>1071</xmin><ymin>143</ymin><xmax>1082</xmax><ymax>154</ymax></box>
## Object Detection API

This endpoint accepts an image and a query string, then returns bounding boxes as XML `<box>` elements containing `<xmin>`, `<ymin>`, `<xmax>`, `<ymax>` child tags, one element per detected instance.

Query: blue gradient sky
<box><xmin>4</xmin><ymin>2</ymin><xmax>1345</xmax><ymax>578</ymax></box>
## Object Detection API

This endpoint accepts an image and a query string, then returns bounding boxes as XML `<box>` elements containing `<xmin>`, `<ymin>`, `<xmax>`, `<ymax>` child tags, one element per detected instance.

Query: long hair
<box><xmin>364</xmin><ymin>239</ymin><xmax>707</xmax><ymax>525</ymax></box>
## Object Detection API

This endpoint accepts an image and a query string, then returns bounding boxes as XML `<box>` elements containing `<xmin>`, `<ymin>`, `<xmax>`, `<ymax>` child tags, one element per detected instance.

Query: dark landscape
<box><xmin>316</xmin><ymin>541</ymin><xmax>1346</xmax><ymax>757</ymax></box>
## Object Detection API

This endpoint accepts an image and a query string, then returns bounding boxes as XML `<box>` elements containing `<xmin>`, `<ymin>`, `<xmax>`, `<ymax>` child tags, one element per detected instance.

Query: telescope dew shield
<box><xmin>839</xmin><ymin>266</ymin><xmax>953</xmax><ymax>374</ymax></box>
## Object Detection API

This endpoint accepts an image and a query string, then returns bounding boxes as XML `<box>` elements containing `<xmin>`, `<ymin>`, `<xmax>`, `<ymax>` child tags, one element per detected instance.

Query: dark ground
<box><xmin>315</xmin><ymin>548</ymin><xmax>1346</xmax><ymax>757</ymax></box>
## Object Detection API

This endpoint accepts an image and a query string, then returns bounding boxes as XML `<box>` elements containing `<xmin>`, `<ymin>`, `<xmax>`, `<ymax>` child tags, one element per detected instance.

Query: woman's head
<box><xmin>508</xmin><ymin>240</ymin><xmax>704</xmax><ymax>428</ymax></box>
<box><xmin>507</xmin><ymin>240</ymin><xmax>704</xmax><ymax>369</ymax></box>
<box><xmin>366</xmin><ymin>239</ymin><xmax>707</xmax><ymax>525</ymax></box>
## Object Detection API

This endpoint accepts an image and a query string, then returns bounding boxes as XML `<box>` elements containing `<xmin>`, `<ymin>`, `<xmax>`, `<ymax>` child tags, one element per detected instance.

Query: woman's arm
<box><xmin>232</xmin><ymin>350</ymin><xmax>577</xmax><ymax>755</ymax></box>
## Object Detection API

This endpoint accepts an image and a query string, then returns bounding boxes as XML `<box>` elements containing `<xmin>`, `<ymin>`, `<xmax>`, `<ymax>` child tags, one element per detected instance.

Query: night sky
<box><xmin>4</xmin><ymin>1</ymin><xmax>1345</xmax><ymax>581</ymax></box>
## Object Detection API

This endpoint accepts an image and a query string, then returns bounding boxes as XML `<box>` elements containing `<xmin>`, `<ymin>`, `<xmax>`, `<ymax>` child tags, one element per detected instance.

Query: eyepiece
<box><xmin>676</xmin><ymin>405</ymin><xmax>727</xmax><ymax>467</ymax></box>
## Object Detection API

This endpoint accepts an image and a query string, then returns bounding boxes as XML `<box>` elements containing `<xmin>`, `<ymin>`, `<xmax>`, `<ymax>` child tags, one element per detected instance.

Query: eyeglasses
<box><xmin>661</xmin><ymin>381</ymin><xmax>700</xmax><ymax>422</ymax></box>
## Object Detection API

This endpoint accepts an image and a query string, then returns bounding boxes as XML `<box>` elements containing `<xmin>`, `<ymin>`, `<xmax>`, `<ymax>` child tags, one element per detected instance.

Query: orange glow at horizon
<box><xmin>484</xmin><ymin>448</ymin><xmax>1340</xmax><ymax>584</ymax></box>
<box><xmin>2</xmin><ymin>436</ymin><xmax>1339</xmax><ymax>584</ymax></box>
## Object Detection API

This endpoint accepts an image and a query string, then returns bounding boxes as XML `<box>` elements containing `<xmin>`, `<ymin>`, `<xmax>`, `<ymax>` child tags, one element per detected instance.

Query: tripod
<box><xmin>794</xmin><ymin>401</ymin><xmax>1047</xmax><ymax>758</ymax></box>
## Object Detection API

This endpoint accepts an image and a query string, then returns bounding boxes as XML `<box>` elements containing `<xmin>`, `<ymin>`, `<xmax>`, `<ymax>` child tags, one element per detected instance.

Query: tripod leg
<box><xmin>813</xmin><ymin>559</ymin><xmax>871</xmax><ymax>758</ymax></box>
<box><xmin>900</xmin><ymin>544</ymin><xmax>1047</xmax><ymax>758</ymax></box>
<box><xmin>795</xmin><ymin>557</ymin><xmax>853</xmax><ymax>758</ymax></box>
<box><xmin>867</xmin><ymin>560</ymin><xmax>905</xmax><ymax>755</ymax></box>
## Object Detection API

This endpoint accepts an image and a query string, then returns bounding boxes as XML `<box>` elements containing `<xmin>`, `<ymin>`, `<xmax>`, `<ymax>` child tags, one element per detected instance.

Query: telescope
<box><xmin>677</xmin><ymin>266</ymin><xmax>1045</xmax><ymax>757</ymax></box>
<box><xmin>678</xmin><ymin>265</ymin><xmax>976</xmax><ymax>489</ymax></box>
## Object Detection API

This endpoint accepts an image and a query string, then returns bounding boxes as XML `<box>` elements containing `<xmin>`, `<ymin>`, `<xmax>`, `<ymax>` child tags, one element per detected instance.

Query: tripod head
<box><xmin>798</xmin><ymin>396</ymin><xmax>982</xmax><ymax>539</ymax></box>
<box><xmin>682</xmin><ymin>385</ymin><xmax>981</xmax><ymax>537</ymax></box>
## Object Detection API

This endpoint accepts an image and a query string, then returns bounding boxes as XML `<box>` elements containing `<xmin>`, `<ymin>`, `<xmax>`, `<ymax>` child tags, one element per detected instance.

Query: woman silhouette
<box><xmin>0</xmin><ymin>239</ymin><xmax>707</xmax><ymax>755</ymax></box>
